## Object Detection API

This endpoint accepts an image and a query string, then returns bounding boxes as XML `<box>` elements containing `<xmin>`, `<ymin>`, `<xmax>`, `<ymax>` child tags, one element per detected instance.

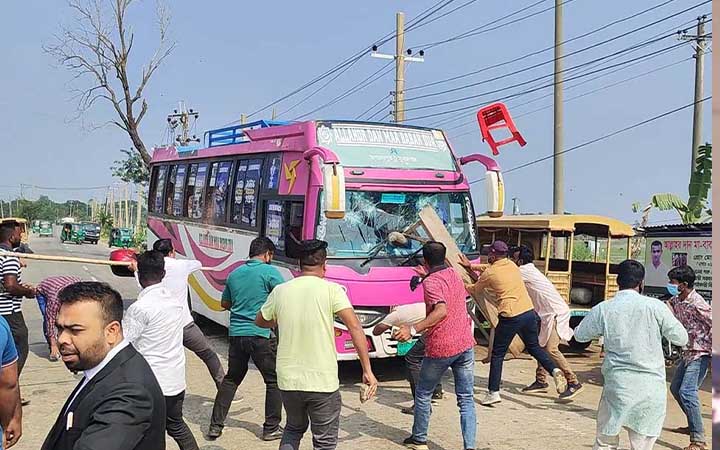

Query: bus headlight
<box><xmin>354</xmin><ymin>310</ymin><xmax>386</xmax><ymax>328</ymax></box>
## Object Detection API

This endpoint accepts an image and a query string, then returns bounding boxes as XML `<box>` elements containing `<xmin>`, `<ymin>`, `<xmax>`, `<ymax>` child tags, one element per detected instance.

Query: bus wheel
<box><xmin>567</xmin><ymin>315</ymin><xmax>591</xmax><ymax>351</ymax></box>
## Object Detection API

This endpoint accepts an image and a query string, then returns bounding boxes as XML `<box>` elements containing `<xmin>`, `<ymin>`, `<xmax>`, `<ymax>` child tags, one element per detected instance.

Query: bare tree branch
<box><xmin>45</xmin><ymin>0</ymin><xmax>175</xmax><ymax>166</ymax></box>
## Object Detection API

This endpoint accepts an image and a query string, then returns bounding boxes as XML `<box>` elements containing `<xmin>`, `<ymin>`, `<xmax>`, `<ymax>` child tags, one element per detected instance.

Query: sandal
<box><xmin>684</xmin><ymin>442</ymin><xmax>708</xmax><ymax>450</ymax></box>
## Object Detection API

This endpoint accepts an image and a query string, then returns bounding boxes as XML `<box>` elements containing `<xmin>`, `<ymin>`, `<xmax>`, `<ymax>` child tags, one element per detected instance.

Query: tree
<box><xmin>112</xmin><ymin>149</ymin><xmax>150</xmax><ymax>184</ymax></box>
<box><xmin>45</xmin><ymin>0</ymin><xmax>175</xmax><ymax>166</ymax></box>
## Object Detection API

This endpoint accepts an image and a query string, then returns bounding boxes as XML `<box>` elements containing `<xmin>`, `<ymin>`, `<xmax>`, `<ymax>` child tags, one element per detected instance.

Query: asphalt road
<box><xmin>10</xmin><ymin>229</ymin><xmax>712</xmax><ymax>450</ymax></box>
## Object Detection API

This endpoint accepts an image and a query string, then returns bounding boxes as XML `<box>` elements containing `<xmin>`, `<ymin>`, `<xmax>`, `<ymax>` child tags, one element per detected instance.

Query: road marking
<box><xmin>91</xmin><ymin>276</ymin><xmax>98</xmax><ymax>281</ymax></box>
<box><xmin>82</xmin><ymin>266</ymin><xmax>89</xmax><ymax>272</ymax></box>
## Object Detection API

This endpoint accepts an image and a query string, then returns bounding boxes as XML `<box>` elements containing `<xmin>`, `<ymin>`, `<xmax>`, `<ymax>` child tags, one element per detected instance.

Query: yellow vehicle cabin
<box><xmin>475</xmin><ymin>215</ymin><xmax>634</xmax><ymax>348</ymax></box>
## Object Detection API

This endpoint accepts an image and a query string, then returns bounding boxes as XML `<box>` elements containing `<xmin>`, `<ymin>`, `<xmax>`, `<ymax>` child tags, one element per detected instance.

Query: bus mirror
<box><xmin>485</xmin><ymin>170</ymin><xmax>504</xmax><ymax>218</ymax></box>
<box><xmin>323</xmin><ymin>163</ymin><xmax>346</xmax><ymax>219</ymax></box>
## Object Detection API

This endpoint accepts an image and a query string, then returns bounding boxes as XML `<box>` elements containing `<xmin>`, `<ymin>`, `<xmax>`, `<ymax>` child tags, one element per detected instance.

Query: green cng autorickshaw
<box><xmin>60</xmin><ymin>223</ymin><xmax>85</xmax><ymax>244</ymax></box>
<box><xmin>109</xmin><ymin>228</ymin><xmax>134</xmax><ymax>248</ymax></box>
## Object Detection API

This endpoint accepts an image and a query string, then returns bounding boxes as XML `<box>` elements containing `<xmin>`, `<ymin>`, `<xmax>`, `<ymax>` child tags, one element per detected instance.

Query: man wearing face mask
<box><xmin>42</xmin><ymin>282</ymin><xmax>165</xmax><ymax>450</ymax></box>
<box><xmin>666</xmin><ymin>266</ymin><xmax>711</xmax><ymax>450</ymax></box>
<box><xmin>575</xmin><ymin>260</ymin><xmax>688</xmax><ymax>450</ymax></box>
<box><xmin>207</xmin><ymin>237</ymin><xmax>285</xmax><ymax>441</ymax></box>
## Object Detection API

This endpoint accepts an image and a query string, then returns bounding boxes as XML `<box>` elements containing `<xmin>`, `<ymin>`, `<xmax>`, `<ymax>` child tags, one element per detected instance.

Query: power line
<box><xmin>367</xmin><ymin>98</ymin><xmax>393</xmax><ymax>121</ymax></box>
<box><xmin>405</xmin><ymin>1</ymin><xmax>709</xmax><ymax>103</ymax></box>
<box><xmin>447</xmin><ymin>51</ymin><xmax>692</xmax><ymax>137</ymax></box>
<box><xmin>404</xmin><ymin>0</ymin><xmax>482</xmax><ymax>33</ymax></box>
<box><xmin>240</xmin><ymin>0</ymin><xmax>465</xmax><ymax>121</ymax></box>
<box><xmin>293</xmin><ymin>61</ymin><xmax>394</xmax><ymax>120</ymax></box>
<box><xmin>407</xmin><ymin>0</ymin><xmax>680</xmax><ymax>93</ymax></box>
<box><xmin>355</xmin><ymin>93</ymin><xmax>391</xmax><ymax>120</ymax></box>
<box><xmin>416</xmin><ymin>0</ymin><xmax>560</xmax><ymax>50</ymax></box>
<box><xmin>402</xmin><ymin>40</ymin><xmax>690</xmax><ymax>122</ymax></box>
<box><xmin>431</xmin><ymin>15</ymin><xmax>707</xmax><ymax>129</ymax></box>
<box><xmin>468</xmin><ymin>96</ymin><xmax>712</xmax><ymax>185</ymax></box>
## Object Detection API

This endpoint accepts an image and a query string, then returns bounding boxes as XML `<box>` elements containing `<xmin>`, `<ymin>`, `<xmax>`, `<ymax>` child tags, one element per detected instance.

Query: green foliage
<box><xmin>112</xmin><ymin>149</ymin><xmax>150</xmax><ymax>185</ymax></box>
<box><xmin>572</xmin><ymin>240</ymin><xmax>593</xmax><ymax>262</ymax></box>
<box><xmin>632</xmin><ymin>144</ymin><xmax>712</xmax><ymax>225</ymax></box>
<box><xmin>132</xmin><ymin>226</ymin><xmax>147</xmax><ymax>251</ymax></box>
<box><xmin>5</xmin><ymin>196</ymin><xmax>93</xmax><ymax>222</ymax></box>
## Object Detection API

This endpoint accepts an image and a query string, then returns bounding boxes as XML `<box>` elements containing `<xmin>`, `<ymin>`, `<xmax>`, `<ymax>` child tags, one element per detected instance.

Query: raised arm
<box><xmin>573</xmin><ymin>306</ymin><xmax>603</xmax><ymax>343</ymax></box>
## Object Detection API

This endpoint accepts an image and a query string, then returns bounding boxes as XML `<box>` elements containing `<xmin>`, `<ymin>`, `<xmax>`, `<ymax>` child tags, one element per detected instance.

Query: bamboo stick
<box><xmin>0</xmin><ymin>251</ymin><xmax>217</xmax><ymax>271</ymax></box>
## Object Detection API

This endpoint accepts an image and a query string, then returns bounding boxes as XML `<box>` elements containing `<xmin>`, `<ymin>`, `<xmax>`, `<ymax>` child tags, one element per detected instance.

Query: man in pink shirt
<box><xmin>395</xmin><ymin>241</ymin><xmax>476</xmax><ymax>450</ymax></box>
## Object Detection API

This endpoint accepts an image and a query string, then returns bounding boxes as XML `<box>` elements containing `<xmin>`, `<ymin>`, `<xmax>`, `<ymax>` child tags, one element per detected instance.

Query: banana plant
<box><xmin>631</xmin><ymin>144</ymin><xmax>711</xmax><ymax>258</ymax></box>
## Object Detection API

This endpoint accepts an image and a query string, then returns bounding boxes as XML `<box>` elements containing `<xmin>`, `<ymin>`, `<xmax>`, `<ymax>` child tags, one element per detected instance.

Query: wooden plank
<box><xmin>417</xmin><ymin>206</ymin><xmax>525</xmax><ymax>357</ymax></box>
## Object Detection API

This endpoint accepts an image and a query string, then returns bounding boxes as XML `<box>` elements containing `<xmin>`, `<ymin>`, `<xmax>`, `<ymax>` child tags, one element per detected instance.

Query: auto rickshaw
<box><xmin>39</xmin><ymin>221</ymin><xmax>53</xmax><ymax>237</ymax></box>
<box><xmin>475</xmin><ymin>214</ymin><xmax>634</xmax><ymax>350</ymax></box>
<box><xmin>31</xmin><ymin>220</ymin><xmax>41</xmax><ymax>234</ymax></box>
<box><xmin>60</xmin><ymin>223</ymin><xmax>85</xmax><ymax>244</ymax></box>
<box><xmin>109</xmin><ymin>228</ymin><xmax>134</xmax><ymax>248</ymax></box>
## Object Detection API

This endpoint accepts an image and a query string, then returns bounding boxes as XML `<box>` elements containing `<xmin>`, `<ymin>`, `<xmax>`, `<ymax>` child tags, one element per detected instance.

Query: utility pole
<box><xmin>553</xmin><ymin>0</ymin><xmax>564</xmax><ymax>215</ymax></box>
<box><xmin>167</xmin><ymin>102</ymin><xmax>200</xmax><ymax>146</ymax></box>
<box><xmin>679</xmin><ymin>16</ymin><xmax>710</xmax><ymax>172</ymax></box>
<box><xmin>136</xmin><ymin>186</ymin><xmax>143</xmax><ymax>233</ymax></box>
<box><xmin>512</xmin><ymin>198</ymin><xmax>520</xmax><ymax>215</ymax></box>
<box><xmin>124</xmin><ymin>184</ymin><xmax>130</xmax><ymax>228</ymax></box>
<box><xmin>109</xmin><ymin>187</ymin><xmax>115</xmax><ymax>225</ymax></box>
<box><xmin>371</xmin><ymin>12</ymin><xmax>425</xmax><ymax>123</ymax></box>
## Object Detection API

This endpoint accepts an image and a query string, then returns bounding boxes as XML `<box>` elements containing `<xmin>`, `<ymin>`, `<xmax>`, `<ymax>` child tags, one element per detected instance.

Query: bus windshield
<box><xmin>318</xmin><ymin>191</ymin><xmax>477</xmax><ymax>258</ymax></box>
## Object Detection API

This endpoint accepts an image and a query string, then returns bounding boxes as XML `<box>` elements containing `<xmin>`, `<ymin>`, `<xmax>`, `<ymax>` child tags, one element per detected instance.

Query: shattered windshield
<box><xmin>317</xmin><ymin>191</ymin><xmax>477</xmax><ymax>258</ymax></box>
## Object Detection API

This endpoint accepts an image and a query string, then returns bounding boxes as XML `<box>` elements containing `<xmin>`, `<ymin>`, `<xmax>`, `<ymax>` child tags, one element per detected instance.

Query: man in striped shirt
<box><xmin>36</xmin><ymin>276</ymin><xmax>82</xmax><ymax>361</ymax></box>
<box><xmin>0</xmin><ymin>222</ymin><xmax>36</xmax><ymax>378</ymax></box>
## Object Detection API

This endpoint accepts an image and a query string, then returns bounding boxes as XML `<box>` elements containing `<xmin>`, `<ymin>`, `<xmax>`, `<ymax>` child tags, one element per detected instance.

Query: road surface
<box><xmin>11</xmin><ymin>230</ymin><xmax>712</xmax><ymax>450</ymax></box>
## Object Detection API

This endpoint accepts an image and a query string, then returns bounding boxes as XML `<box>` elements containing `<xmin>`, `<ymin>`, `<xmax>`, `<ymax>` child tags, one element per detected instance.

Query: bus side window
<box><xmin>170</xmin><ymin>165</ymin><xmax>187</xmax><ymax>217</ymax></box>
<box><xmin>152</xmin><ymin>165</ymin><xmax>168</xmax><ymax>213</ymax></box>
<box><xmin>264</xmin><ymin>200</ymin><xmax>304</xmax><ymax>259</ymax></box>
<box><xmin>165</xmin><ymin>165</ymin><xmax>178</xmax><ymax>216</ymax></box>
<box><xmin>231</xmin><ymin>159</ymin><xmax>263</xmax><ymax>228</ymax></box>
<box><xmin>148</xmin><ymin>166</ymin><xmax>159</xmax><ymax>212</ymax></box>
<box><xmin>205</xmin><ymin>161</ymin><xmax>233</xmax><ymax>224</ymax></box>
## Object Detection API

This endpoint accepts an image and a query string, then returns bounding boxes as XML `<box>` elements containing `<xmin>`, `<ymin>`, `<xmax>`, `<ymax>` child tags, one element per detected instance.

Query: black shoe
<box><xmin>431</xmin><ymin>390</ymin><xmax>444</xmax><ymax>400</ymax></box>
<box><xmin>558</xmin><ymin>382</ymin><xmax>584</xmax><ymax>401</ymax></box>
<box><xmin>402</xmin><ymin>436</ymin><xmax>429</xmax><ymax>450</ymax></box>
<box><xmin>262</xmin><ymin>427</ymin><xmax>283</xmax><ymax>441</ymax></box>
<box><xmin>20</xmin><ymin>398</ymin><xmax>30</xmax><ymax>406</ymax></box>
<box><xmin>521</xmin><ymin>381</ymin><xmax>549</xmax><ymax>393</ymax></box>
<box><xmin>400</xmin><ymin>405</ymin><xmax>414</xmax><ymax>415</ymax></box>
<box><xmin>206</xmin><ymin>425</ymin><xmax>223</xmax><ymax>440</ymax></box>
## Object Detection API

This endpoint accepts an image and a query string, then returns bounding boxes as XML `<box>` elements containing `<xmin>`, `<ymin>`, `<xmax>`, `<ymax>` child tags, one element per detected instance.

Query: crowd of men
<box><xmin>0</xmin><ymin>217</ymin><xmax>712</xmax><ymax>450</ymax></box>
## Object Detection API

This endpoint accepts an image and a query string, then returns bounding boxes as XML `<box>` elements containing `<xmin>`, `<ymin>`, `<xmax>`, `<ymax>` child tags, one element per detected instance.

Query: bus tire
<box><xmin>567</xmin><ymin>315</ymin><xmax>591</xmax><ymax>351</ymax></box>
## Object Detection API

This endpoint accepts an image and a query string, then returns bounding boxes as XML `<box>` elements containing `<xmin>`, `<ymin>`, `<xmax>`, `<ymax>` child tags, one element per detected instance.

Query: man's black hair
<box><xmin>152</xmin><ymin>238</ymin><xmax>174</xmax><ymax>256</ymax></box>
<box><xmin>514</xmin><ymin>245</ymin><xmax>534</xmax><ymax>264</ymax></box>
<box><xmin>249</xmin><ymin>236</ymin><xmax>277</xmax><ymax>258</ymax></box>
<box><xmin>667</xmin><ymin>265</ymin><xmax>696</xmax><ymax>288</ymax></box>
<box><xmin>0</xmin><ymin>222</ymin><xmax>18</xmax><ymax>242</ymax></box>
<box><xmin>617</xmin><ymin>259</ymin><xmax>645</xmax><ymax>290</ymax></box>
<box><xmin>58</xmin><ymin>281</ymin><xmax>123</xmax><ymax>325</ymax></box>
<box><xmin>137</xmin><ymin>250</ymin><xmax>166</xmax><ymax>285</ymax></box>
<box><xmin>422</xmin><ymin>241</ymin><xmax>446</xmax><ymax>267</ymax></box>
<box><xmin>299</xmin><ymin>239</ymin><xmax>328</xmax><ymax>268</ymax></box>
<box><xmin>651</xmin><ymin>240</ymin><xmax>663</xmax><ymax>248</ymax></box>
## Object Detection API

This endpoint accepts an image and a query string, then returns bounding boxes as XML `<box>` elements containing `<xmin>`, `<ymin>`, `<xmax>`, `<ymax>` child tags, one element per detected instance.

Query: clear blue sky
<box><xmin>0</xmin><ymin>0</ymin><xmax>712</xmax><ymax>225</ymax></box>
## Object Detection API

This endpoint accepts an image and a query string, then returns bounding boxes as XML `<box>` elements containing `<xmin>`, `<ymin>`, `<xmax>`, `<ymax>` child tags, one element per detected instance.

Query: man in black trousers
<box><xmin>42</xmin><ymin>282</ymin><xmax>165</xmax><ymax>450</ymax></box>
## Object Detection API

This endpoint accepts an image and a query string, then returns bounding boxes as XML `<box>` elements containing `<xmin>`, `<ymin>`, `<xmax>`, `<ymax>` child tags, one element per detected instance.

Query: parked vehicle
<box><xmin>475</xmin><ymin>214</ymin><xmax>635</xmax><ymax>350</ymax></box>
<box><xmin>81</xmin><ymin>222</ymin><xmax>101</xmax><ymax>244</ymax></box>
<box><xmin>31</xmin><ymin>220</ymin><xmax>41</xmax><ymax>234</ymax></box>
<box><xmin>60</xmin><ymin>223</ymin><xmax>85</xmax><ymax>244</ymax></box>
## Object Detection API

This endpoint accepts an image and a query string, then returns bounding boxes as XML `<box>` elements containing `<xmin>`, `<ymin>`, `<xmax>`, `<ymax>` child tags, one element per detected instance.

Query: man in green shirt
<box><xmin>256</xmin><ymin>239</ymin><xmax>378</xmax><ymax>450</ymax></box>
<box><xmin>207</xmin><ymin>237</ymin><xmax>285</xmax><ymax>441</ymax></box>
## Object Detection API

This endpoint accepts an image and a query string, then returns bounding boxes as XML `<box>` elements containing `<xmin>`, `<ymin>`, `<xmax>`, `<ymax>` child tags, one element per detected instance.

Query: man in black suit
<box><xmin>42</xmin><ymin>282</ymin><xmax>166</xmax><ymax>450</ymax></box>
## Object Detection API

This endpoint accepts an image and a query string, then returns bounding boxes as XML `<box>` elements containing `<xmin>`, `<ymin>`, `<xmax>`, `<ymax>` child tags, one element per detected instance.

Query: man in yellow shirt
<box><xmin>256</xmin><ymin>239</ymin><xmax>378</xmax><ymax>450</ymax></box>
<box><xmin>463</xmin><ymin>240</ymin><xmax>567</xmax><ymax>406</ymax></box>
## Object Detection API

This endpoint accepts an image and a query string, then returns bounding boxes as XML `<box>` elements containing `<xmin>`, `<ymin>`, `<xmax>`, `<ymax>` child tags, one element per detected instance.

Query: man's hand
<box><xmin>21</xmin><ymin>284</ymin><xmax>36</xmax><ymax>298</ymax></box>
<box><xmin>413</xmin><ymin>265</ymin><xmax>428</xmax><ymax>277</ymax></box>
<box><xmin>362</xmin><ymin>371</ymin><xmax>378</xmax><ymax>400</ymax></box>
<box><xmin>393</xmin><ymin>324</ymin><xmax>413</xmax><ymax>342</ymax></box>
<box><xmin>128</xmin><ymin>260</ymin><xmax>138</xmax><ymax>273</ymax></box>
<box><xmin>4</xmin><ymin>412</ymin><xmax>21</xmax><ymax>448</ymax></box>
<box><xmin>458</xmin><ymin>254</ymin><xmax>472</xmax><ymax>271</ymax></box>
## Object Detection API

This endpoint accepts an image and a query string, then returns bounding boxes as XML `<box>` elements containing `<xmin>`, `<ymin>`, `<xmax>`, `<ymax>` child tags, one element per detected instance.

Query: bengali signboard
<box><xmin>644</xmin><ymin>232</ymin><xmax>712</xmax><ymax>300</ymax></box>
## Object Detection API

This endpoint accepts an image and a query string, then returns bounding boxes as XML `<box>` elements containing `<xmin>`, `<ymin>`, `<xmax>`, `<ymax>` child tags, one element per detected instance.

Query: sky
<box><xmin>0</xmin><ymin>0</ymin><xmax>712</xmax><ymax>225</ymax></box>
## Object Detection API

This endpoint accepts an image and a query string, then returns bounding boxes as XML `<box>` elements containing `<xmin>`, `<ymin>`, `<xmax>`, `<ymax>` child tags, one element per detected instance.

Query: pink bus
<box><xmin>147</xmin><ymin>120</ymin><xmax>504</xmax><ymax>360</ymax></box>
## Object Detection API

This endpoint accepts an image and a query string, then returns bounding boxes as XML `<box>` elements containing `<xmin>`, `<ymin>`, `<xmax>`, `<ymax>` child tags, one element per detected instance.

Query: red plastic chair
<box><xmin>476</xmin><ymin>102</ymin><xmax>527</xmax><ymax>155</ymax></box>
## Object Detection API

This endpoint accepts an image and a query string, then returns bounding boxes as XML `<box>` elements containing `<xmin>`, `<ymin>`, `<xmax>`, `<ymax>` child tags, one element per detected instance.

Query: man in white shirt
<box><xmin>153</xmin><ymin>239</ymin><xmax>225</xmax><ymax>388</ymax></box>
<box><xmin>124</xmin><ymin>251</ymin><xmax>198</xmax><ymax>450</ymax></box>
<box><xmin>372</xmin><ymin>302</ymin><xmax>443</xmax><ymax>414</ymax></box>
<box><xmin>510</xmin><ymin>246</ymin><xmax>583</xmax><ymax>401</ymax></box>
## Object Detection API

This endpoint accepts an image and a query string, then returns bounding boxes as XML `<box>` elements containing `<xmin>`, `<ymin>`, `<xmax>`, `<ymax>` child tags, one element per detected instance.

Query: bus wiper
<box><xmin>360</xmin><ymin>240</ymin><xmax>387</xmax><ymax>267</ymax></box>
<box><xmin>360</xmin><ymin>231</ymin><xmax>407</xmax><ymax>267</ymax></box>
<box><xmin>398</xmin><ymin>247</ymin><xmax>424</xmax><ymax>266</ymax></box>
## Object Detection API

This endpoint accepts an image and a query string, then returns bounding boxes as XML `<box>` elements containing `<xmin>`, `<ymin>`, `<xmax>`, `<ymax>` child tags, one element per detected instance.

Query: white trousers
<box><xmin>592</xmin><ymin>431</ymin><xmax>658</xmax><ymax>450</ymax></box>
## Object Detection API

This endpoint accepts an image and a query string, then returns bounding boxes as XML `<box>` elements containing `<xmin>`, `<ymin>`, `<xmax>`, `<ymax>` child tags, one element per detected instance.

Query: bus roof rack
<box><xmin>205</xmin><ymin>120</ymin><xmax>291</xmax><ymax>147</ymax></box>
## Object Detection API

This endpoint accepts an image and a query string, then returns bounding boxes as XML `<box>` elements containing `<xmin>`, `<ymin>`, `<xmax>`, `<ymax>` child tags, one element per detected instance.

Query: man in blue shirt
<box><xmin>207</xmin><ymin>237</ymin><xmax>285</xmax><ymax>441</ymax></box>
<box><xmin>0</xmin><ymin>315</ymin><xmax>21</xmax><ymax>449</ymax></box>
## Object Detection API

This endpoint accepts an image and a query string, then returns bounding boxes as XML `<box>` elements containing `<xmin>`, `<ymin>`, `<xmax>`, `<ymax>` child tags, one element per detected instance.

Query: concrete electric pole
<box><xmin>679</xmin><ymin>16</ymin><xmax>710</xmax><ymax>173</ymax></box>
<box><xmin>553</xmin><ymin>0</ymin><xmax>564</xmax><ymax>215</ymax></box>
<box><xmin>371</xmin><ymin>12</ymin><xmax>425</xmax><ymax>123</ymax></box>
